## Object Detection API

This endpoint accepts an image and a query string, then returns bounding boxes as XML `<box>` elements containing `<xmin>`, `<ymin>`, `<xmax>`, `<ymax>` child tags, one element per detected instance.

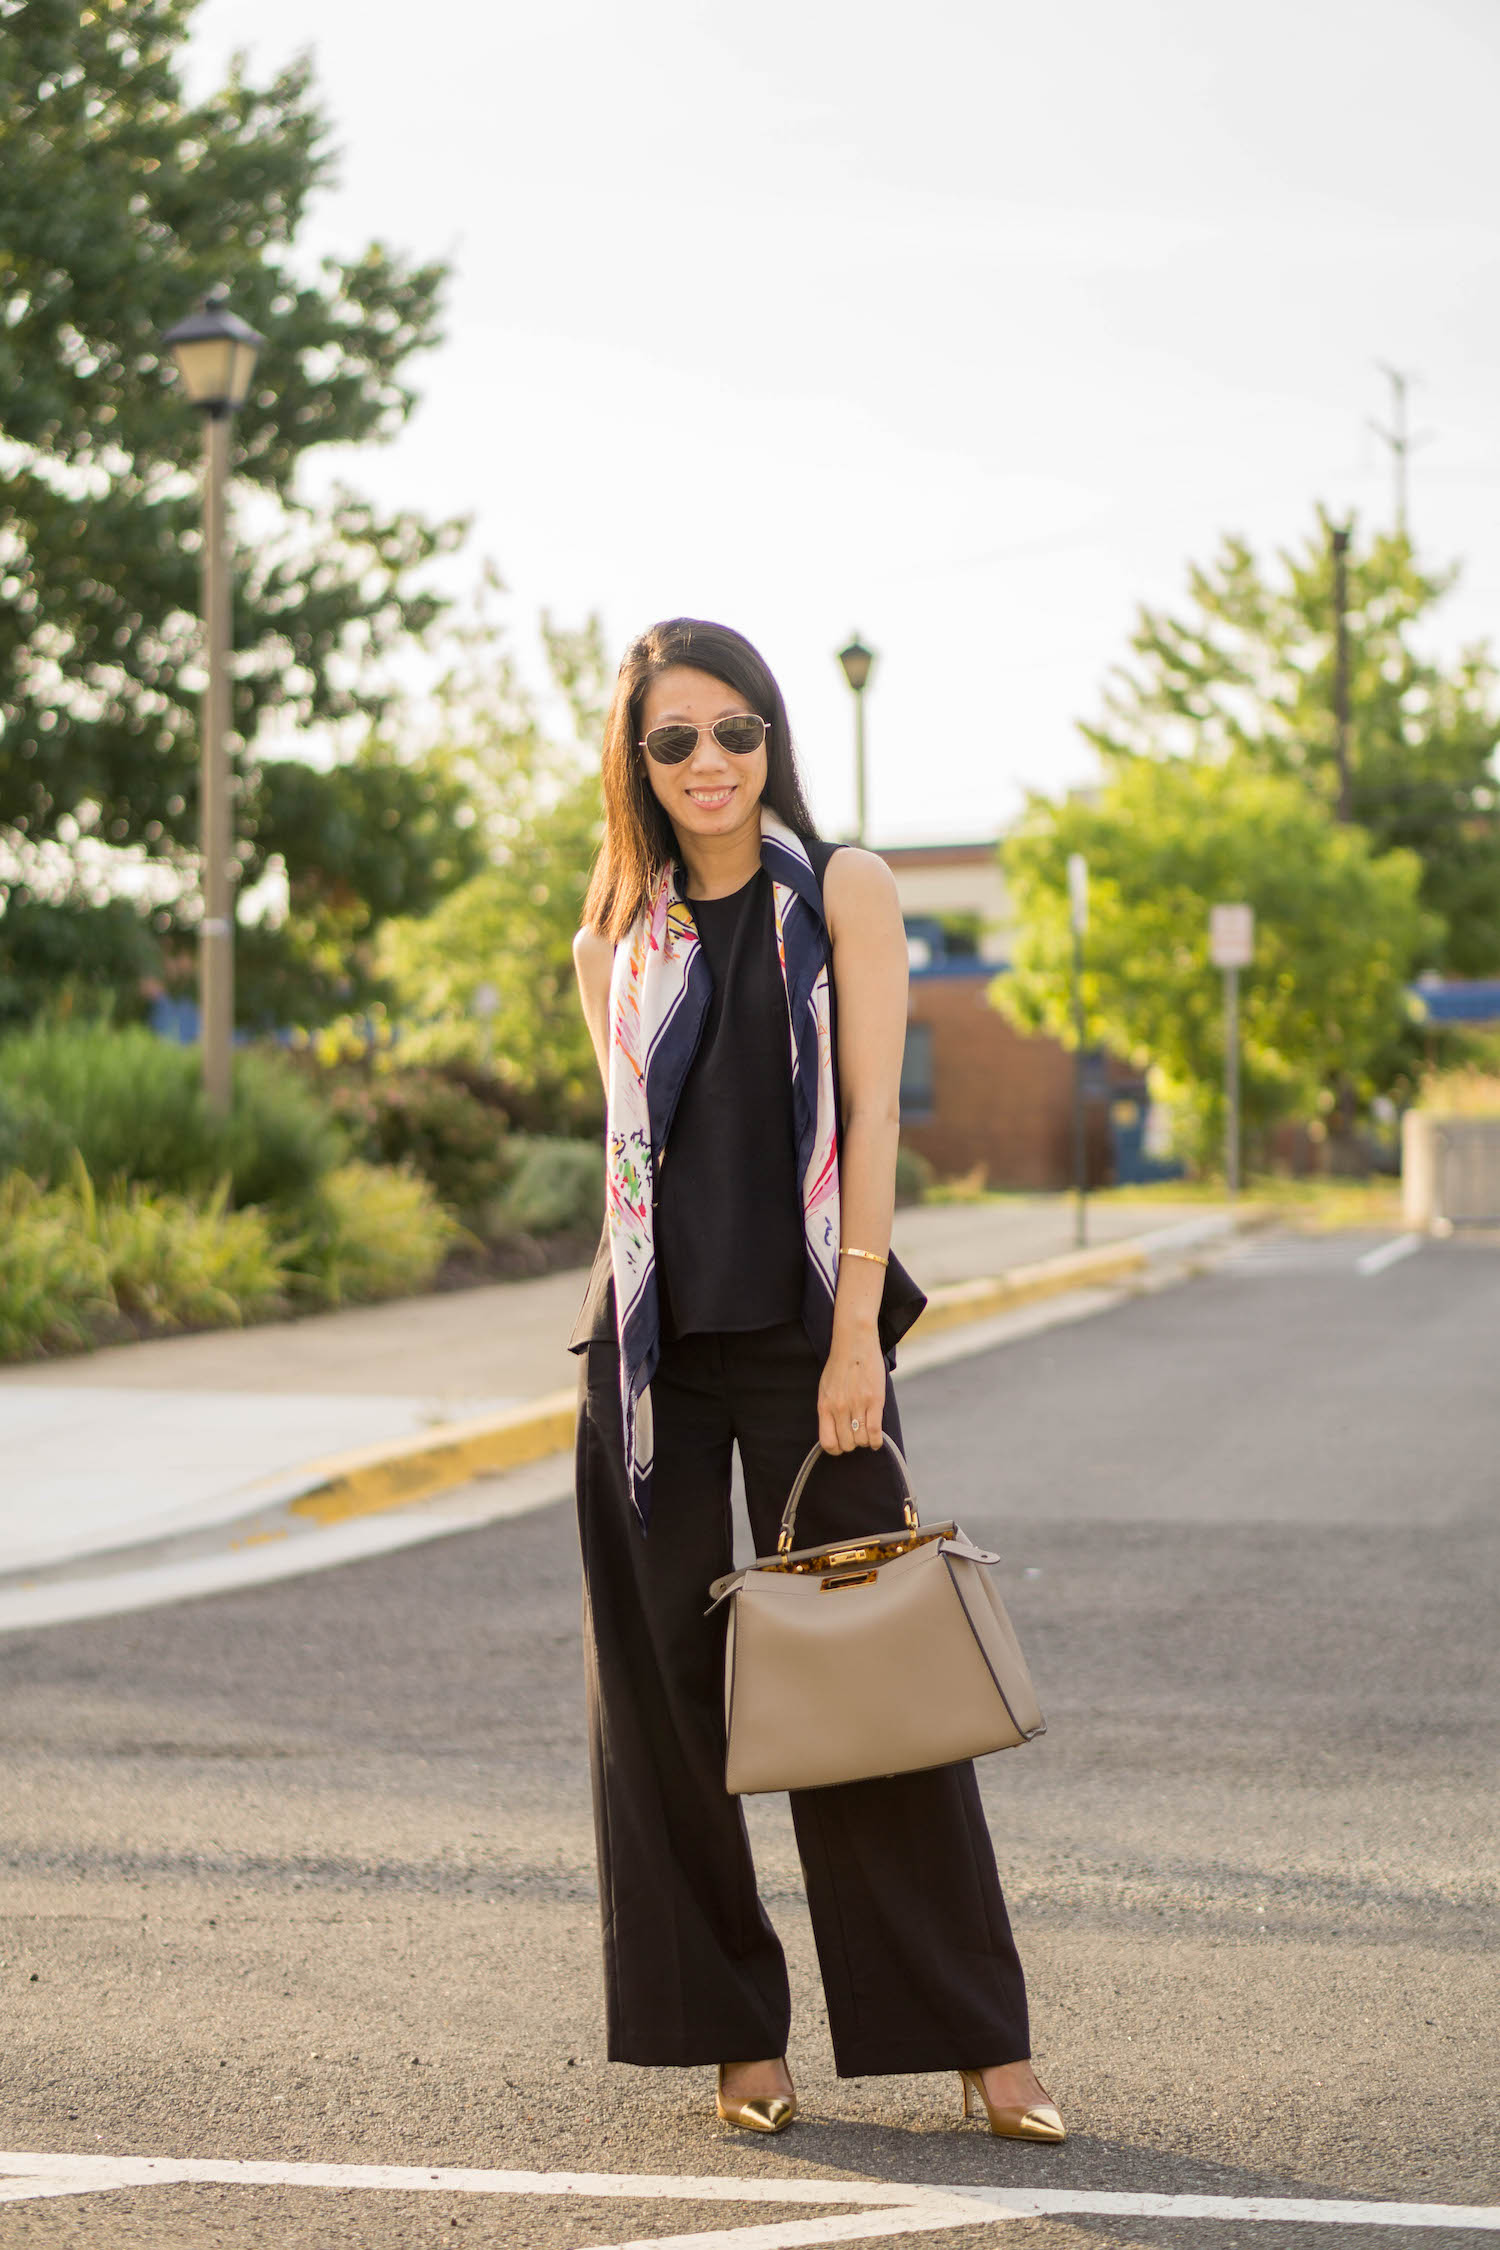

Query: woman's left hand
<box><xmin>818</xmin><ymin>1321</ymin><xmax>886</xmax><ymax>1452</ymax></box>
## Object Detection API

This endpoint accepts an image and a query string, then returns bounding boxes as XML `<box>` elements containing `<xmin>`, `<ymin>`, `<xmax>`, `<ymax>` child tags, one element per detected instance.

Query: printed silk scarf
<box><xmin>605</xmin><ymin>809</ymin><xmax>840</xmax><ymax>1531</ymax></box>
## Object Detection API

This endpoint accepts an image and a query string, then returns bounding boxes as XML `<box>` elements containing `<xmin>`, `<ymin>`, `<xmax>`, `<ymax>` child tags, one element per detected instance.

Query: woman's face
<box><xmin>637</xmin><ymin>666</ymin><xmax>767</xmax><ymax>848</ymax></box>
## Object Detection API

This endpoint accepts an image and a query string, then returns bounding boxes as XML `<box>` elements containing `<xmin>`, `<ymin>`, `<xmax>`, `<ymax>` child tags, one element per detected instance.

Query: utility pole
<box><xmin>1330</xmin><ymin>521</ymin><xmax>1353</xmax><ymax>824</ymax></box>
<box><xmin>1369</xmin><ymin>364</ymin><xmax>1428</xmax><ymax>543</ymax></box>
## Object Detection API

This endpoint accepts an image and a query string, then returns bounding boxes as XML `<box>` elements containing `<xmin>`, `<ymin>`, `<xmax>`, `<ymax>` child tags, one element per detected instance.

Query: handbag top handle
<box><xmin>776</xmin><ymin>1437</ymin><xmax>920</xmax><ymax>1556</ymax></box>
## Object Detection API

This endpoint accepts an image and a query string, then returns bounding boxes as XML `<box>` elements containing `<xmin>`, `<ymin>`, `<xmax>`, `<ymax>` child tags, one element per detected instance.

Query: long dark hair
<box><xmin>581</xmin><ymin>618</ymin><xmax>820</xmax><ymax>941</ymax></box>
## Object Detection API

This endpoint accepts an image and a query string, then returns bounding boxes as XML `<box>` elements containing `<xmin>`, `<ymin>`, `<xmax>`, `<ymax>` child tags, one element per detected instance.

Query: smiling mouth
<box><xmin>686</xmin><ymin>785</ymin><xmax>735</xmax><ymax>806</ymax></box>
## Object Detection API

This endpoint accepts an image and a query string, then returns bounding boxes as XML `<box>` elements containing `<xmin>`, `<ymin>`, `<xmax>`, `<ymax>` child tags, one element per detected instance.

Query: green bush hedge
<box><xmin>290</xmin><ymin>1161</ymin><xmax>460</xmax><ymax>1307</ymax></box>
<box><xmin>488</xmin><ymin>1135</ymin><xmax>604</xmax><ymax>1239</ymax></box>
<box><xmin>0</xmin><ymin>1023</ymin><xmax>344</xmax><ymax>1206</ymax></box>
<box><xmin>0</xmin><ymin>1024</ymin><xmax>607</xmax><ymax>1360</ymax></box>
<box><xmin>324</xmin><ymin>1068</ymin><xmax>509</xmax><ymax>1221</ymax></box>
<box><xmin>82</xmin><ymin>1171</ymin><xmax>290</xmax><ymax>1332</ymax></box>
<box><xmin>0</xmin><ymin>1164</ymin><xmax>292</xmax><ymax>1358</ymax></box>
<box><xmin>0</xmin><ymin>1172</ymin><xmax>116</xmax><ymax>1359</ymax></box>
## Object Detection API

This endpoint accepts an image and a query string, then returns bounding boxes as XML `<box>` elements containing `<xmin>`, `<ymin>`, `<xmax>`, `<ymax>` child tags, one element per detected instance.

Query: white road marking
<box><xmin>1</xmin><ymin>2154</ymin><xmax>1497</xmax><ymax>2238</ymax></box>
<box><xmin>981</xmin><ymin>2186</ymin><xmax>1500</xmax><ymax>2228</ymax></box>
<box><xmin>1355</xmin><ymin>1232</ymin><xmax>1424</xmax><ymax>1277</ymax></box>
<box><xmin>588</xmin><ymin>2213</ymin><xmax>977</xmax><ymax>2249</ymax></box>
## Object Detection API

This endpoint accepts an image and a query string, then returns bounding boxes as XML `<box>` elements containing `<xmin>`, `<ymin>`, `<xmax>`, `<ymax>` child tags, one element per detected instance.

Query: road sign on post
<box><xmin>1067</xmin><ymin>853</ymin><xmax>1089</xmax><ymax>940</ymax></box>
<box><xmin>1209</xmin><ymin>904</ymin><xmax>1255</xmax><ymax>1195</ymax></box>
<box><xmin>1209</xmin><ymin>904</ymin><xmax>1254</xmax><ymax>970</ymax></box>
<box><xmin>1067</xmin><ymin>856</ymin><xmax>1089</xmax><ymax>1246</ymax></box>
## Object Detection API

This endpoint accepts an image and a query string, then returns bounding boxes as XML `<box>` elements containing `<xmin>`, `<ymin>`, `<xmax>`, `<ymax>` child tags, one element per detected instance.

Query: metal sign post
<box><xmin>471</xmin><ymin>980</ymin><xmax>499</xmax><ymax>1069</ymax></box>
<box><xmin>1068</xmin><ymin>854</ymin><xmax>1089</xmax><ymax>1246</ymax></box>
<box><xmin>1209</xmin><ymin>904</ymin><xmax>1255</xmax><ymax>1196</ymax></box>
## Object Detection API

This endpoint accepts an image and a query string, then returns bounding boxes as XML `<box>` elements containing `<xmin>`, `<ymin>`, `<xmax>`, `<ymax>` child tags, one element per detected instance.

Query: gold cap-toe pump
<box><xmin>716</xmin><ymin>2064</ymin><xmax>798</xmax><ymax>2135</ymax></box>
<box><xmin>959</xmin><ymin>2067</ymin><xmax>1066</xmax><ymax>2143</ymax></box>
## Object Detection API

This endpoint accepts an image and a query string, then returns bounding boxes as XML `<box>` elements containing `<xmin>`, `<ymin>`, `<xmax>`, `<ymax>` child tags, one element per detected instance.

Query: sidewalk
<box><xmin>0</xmin><ymin>1196</ymin><xmax>1236</xmax><ymax>1587</ymax></box>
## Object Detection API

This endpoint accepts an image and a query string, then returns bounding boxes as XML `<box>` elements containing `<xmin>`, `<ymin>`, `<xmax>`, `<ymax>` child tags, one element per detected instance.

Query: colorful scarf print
<box><xmin>605</xmin><ymin>809</ymin><xmax>840</xmax><ymax>1531</ymax></box>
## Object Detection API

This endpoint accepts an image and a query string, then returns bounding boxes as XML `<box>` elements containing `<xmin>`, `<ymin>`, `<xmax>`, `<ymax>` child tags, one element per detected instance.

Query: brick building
<box><xmin>878</xmin><ymin>840</ymin><xmax>1117</xmax><ymax>1190</ymax></box>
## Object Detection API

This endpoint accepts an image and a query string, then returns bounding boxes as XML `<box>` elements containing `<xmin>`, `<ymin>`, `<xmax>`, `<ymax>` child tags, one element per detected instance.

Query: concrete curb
<box><xmin>0</xmin><ymin>1205</ymin><xmax>1275</xmax><ymax>1611</ymax></box>
<box><xmin>909</xmin><ymin>1240</ymin><xmax>1150</xmax><ymax>1335</ymax></box>
<box><xmin>271</xmin><ymin>1205</ymin><xmax>1274</xmax><ymax>1532</ymax></box>
<box><xmin>286</xmin><ymin>1392</ymin><xmax>578</xmax><ymax>1528</ymax></box>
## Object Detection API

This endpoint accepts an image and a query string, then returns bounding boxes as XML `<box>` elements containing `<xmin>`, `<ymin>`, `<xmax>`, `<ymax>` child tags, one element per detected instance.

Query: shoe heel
<box><xmin>955</xmin><ymin>2066</ymin><xmax>1066</xmax><ymax>2145</ymax></box>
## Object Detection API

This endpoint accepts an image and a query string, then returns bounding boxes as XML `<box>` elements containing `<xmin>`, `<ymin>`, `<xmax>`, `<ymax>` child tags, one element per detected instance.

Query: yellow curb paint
<box><xmin>909</xmin><ymin>1243</ymin><xmax>1147</xmax><ymax>1338</ymax></box>
<box><xmin>288</xmin><ymin>1392</ymin><xmax>578</xmax><ymax>1528</ymax></box>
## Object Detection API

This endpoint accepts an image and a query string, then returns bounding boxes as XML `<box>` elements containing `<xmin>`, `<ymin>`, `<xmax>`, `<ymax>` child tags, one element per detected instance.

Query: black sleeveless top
<box><xmin>567</xmin><ymin>837</ymin><xmax>927</xmax><ymax>1357</ymax></box>
<box><xmin>656</xmin><ymin>865</ymin><xmax>805</xmax><ymax>1338</ymax></box>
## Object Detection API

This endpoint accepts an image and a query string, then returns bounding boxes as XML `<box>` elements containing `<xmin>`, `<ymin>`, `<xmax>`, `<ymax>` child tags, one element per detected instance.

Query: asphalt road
<box><xmin>2</xmin><ymin>1230</ymin><xmax>1497</xmax><ymax>2249</ymax></box>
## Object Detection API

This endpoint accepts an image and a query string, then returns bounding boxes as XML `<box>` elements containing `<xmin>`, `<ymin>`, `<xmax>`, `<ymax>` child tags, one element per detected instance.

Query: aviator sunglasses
<box><xmin>639</xmin><ymin>713</ymin><xmax>768</xmax><ymax>764</ymax></box>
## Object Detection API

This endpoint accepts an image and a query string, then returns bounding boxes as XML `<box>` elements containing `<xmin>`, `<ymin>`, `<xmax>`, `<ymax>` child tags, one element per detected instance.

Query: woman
<box><xmin>568</xmin><ymin>617</ymin><xmax>1062</xmax><ymax>2144</ymax></box>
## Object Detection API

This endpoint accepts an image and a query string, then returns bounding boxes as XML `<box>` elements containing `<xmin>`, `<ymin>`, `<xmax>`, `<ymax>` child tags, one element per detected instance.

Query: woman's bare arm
<box><xmin>572</xmin><ymin>927</ymin><xmax>615</xmax><ymax>1094</ymax></box>
<box><xmin>817</xmin><ymin>847</ymin><xmax>909</xmax><ymax>1452</ymax></box>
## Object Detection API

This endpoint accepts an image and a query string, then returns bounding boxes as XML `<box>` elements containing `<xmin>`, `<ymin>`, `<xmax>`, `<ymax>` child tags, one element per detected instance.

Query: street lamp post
<box><xmin>836</xmin><ymin>634</ymin><xmax>875</xmax><ymax>845</ymax></box>
<box><xmin>161</xmin><ymin>289</ymin><xmax>264</xmax><ymax>1114</ymax></box>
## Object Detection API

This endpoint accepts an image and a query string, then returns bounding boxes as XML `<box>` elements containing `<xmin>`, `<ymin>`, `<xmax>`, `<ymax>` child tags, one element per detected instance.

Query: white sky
<box><xmin>185</xmin><ymin>0</ymin><xmax>1500</xmax><ymax>845</ymax></box>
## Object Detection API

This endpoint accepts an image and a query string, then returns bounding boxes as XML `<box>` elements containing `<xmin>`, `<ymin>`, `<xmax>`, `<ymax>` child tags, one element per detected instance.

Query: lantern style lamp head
<box><xmin>162</xmin><ymin>288</ymin><xmax>264</xmax><ymax>417</ymax></box>
<box><xmin>837</xmin><ymin>633</ymin><xmax>875</xmax><ymax>695</ymax></box>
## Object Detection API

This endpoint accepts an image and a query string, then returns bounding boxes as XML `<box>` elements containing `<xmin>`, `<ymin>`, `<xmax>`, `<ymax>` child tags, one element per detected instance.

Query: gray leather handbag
<box><xmin>707</xmin><ymin>1439</ymin><xmax>1045</xmax><ymax>1796</ymax></box>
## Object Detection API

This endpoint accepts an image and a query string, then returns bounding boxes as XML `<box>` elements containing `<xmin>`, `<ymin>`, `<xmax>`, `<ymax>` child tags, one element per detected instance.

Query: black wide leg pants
<box><xmin>574</xmin><ymin>1318</ymin><xmax>1031</xmax><ymax>2076</ymax></box>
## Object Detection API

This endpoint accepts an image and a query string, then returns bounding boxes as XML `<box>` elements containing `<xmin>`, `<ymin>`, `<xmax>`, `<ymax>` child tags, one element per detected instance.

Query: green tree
<box><xmin>998</xmin><ymin>755</ymin><xmax>1433</xmax><ymax>1166</ymax></box>
<box><xmin>228</xmin><ymin>738</ymin><xmax>486</xmax><ymax>1027</ymax></box>
<box><xmin>1087</xmin><ymin>512</ymin><xmax>1500</xmax><ymax>974</ymax></box>
<box><xmin>377</xmin><ymin>594</ymin><xmax>607</xmax><ymax>1118</ymax></box>
<box><xmin>381</xmin><ymin>773</ymin><xmax>602</xmax><ymax>1109</ymax></box>
<box><xmin>0</xmin><ymin>0</ymin><xmax>460</xmax><ymax>883</ymax></box>
<box><xmin>0</xmin><ymin>893</ymin><xmax>163</xmax><ymax>1026</ymax></box>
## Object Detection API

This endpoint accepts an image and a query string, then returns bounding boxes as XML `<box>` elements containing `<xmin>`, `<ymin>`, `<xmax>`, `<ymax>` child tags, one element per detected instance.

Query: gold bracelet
<box><xmin>839</xmin><ymin>1245</ymin><xmax>889</xmax><ymax>1268</ymax></box>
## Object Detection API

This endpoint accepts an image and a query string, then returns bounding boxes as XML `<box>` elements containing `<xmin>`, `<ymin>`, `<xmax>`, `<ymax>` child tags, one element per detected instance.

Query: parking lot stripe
<box><xmin>2</xmin><ymin>2154</ymin><xmax>1498</xmax><ymax>2234</ymax></box>
<box><xmin>583</xmin><ymin>2213</ymin><xmax>986</xmax><ymax>2250</ymax></box>
<box><xmin>1355</xmin><ymin>1232</ymin><xmax>1424</xmax><ymax>1276</ymax></box>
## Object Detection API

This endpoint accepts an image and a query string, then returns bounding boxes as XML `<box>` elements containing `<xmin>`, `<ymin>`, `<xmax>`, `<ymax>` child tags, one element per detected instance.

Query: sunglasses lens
<box><xmin>712</xmin><ymin>716</ymin><xmax>766</xmax><ymax>754</ymax></box>
<box><xmin>644</xmin><ymin>725</ymin><xmax>699</xmax><ymax>763</ymax></box>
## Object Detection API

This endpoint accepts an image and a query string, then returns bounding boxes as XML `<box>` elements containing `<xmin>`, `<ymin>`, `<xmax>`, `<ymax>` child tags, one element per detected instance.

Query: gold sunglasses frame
<box><xmin>638</xmin><ymin>714</ymin><xmax>769</xmax><ymax>764</ymax></box>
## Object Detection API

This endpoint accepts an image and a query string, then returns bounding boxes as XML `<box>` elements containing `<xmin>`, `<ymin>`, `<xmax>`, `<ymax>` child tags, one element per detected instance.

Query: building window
<box><xmin>901</xmin><ymin>1021</ymin><xmax>935</xmax><ymax>1120</ymax></box>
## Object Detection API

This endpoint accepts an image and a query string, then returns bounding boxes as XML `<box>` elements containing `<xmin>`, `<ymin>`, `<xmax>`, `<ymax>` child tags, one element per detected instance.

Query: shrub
<box><xmin>0</xmin><ymin>1022</ymin><xmax>343</xmax><ymax>1207</ymax></box>
<box><xmin>488</xmin><ymin>1135</ymin><xmax>605</xmax><ymax>1238</ymax></box>
<box><xmin>894</xmin><ymin>1142</ymin><xmax>934</xmax><ymax>1206</ymax></box>
<box><xmin>393</xmin><ymin>1025</ymin><xmax>605</xmax><ymax>1139</ymax></box>
<box><xmin>0</xmin><ymin>1021</ymin><xmax>197</xmax><ymax>1184</ymax></box>
<box><xmin>0</xmin><ymin>1082</ymin><xmax>60</xmax><ymax>1177</ymax></box>
<box><xmin>323</xmin><ymin>1068</ymin><xmax>509</xmax><ymax>1220</ymax></box>
<box><xmin>1414</xmin><ymin>1066</ymin><xmax>1500</xmax><ymax>1117</ymax></box>
<box><xmin>290</xmin><ymin>1161</ymin><xmax>460</xmax><ymax>1307</ymax></box>
<box><xmin>219</xmin><ymin>1049</ymin><xmax>347</xmax><ymax>1208</ymax></box>
<box><xmin>75</xmin><ymin>1170</ymin><xmax>291</xmax><ymax>1332</ymax></box>
<box><xmin>0</xmin><ymin>1173</ymin><xmax>114</xmax><ymax>1359</ymax></box>
<box><xmin>0</xmin><ymin>1163</ymin><xmax>292</xmax><ymax>1359</ymax></box>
